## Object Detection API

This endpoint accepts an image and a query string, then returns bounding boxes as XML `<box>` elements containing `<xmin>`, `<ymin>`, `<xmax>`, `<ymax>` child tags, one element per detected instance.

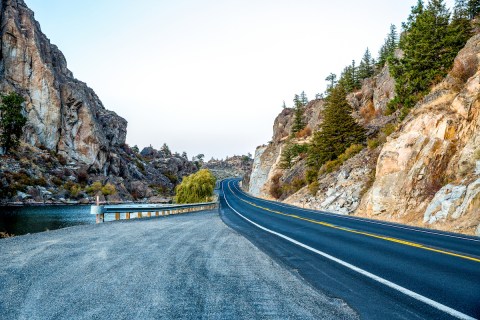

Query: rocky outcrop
<box><xmin>285</xmin><ymin>148</ymin><xmax>379</xmax><ymax>215</ymax></box>
<box><xmin>358</xmin><ymin>34</ymin><xmax>480</xmax><ymax>235</ymax></box>
<box><xmin>248</xmin><ymin>100</ymin><xmax>324</xmax><ymax>197</ymax></box>
<box><xmin>0</xmin><ymin>0</ymin><xmax>126</xmax><ymax>170</ymax></box>
<box><xmin>202</xmin><ymin>155</ymin><xmax>253</xmax><ymax>181</ymax></box>
<box><xmin>0</xmin><ymin>0</ymin><xmax>199</xmax><ymax>204</ymax></box>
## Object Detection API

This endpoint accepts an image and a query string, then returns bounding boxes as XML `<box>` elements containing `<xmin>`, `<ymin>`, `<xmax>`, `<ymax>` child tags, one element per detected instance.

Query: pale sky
<box><xmin>25</xmin><ymin>0</ymin><xmax>456</xmax><ymax>159</ymax></box>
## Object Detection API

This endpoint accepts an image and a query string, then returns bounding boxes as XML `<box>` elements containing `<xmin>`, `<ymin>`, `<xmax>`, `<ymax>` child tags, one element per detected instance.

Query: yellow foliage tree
<box><xmin>174</xmin><ymin>169</ymin><xmax>216</xmax><ymax>204</ymax></box>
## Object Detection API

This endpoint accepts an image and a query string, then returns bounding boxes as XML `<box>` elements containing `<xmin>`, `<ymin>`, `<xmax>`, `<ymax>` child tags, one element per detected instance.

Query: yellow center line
<box><xmin>229</xmin><ymin>187</ymin><xmax>480</xmax><ymax>263</ymax></box>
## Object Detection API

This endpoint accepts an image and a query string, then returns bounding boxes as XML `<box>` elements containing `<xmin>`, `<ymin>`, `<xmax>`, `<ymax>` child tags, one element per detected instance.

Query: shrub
<box><xmin>52</xmin><ymin>176</ymin><xmax>63</xmax><ymax>186</ymax></box>
<box><xmin>474</xmin><ymin>149</ymin><xmax>480</xmax><ymax>161</ymax></box>
<box><xmin>34</xmin><ymin>177</ymin><xmax>48</xmax><ymax>187</ymax></box>
<box><xmin>85</xmin><ymin>181</ymin><xmax>102</xmax><ymax>195</ymax></box>
<box><xmin>269</xmin><ymin>173</ymin><xmax>283</xmax><ymax>199</ymax></box>
<box><xmin>164</xmin><ymin>172</ymin><xmax>178</xmax><ymax>184</ymax></box>
<box><xmin>305</xmin><ymin>169</ymin><xmax>318</xmax><ymax>184</ymax></box>
<box><xmin>77</xmin><ymin>169</ymin><xmax>89</xmax><ymax>185</ymax></box>
<box><xmin>368</xmin><ymin>139</ymin><xmax>380</xmax><ymax>149</ymax></box>
<box><xmin>64</xmin><ymin>181</ymin><xmax>82</xmax><ymax>198</ymax></box>
<box><xmin>295</xmin><ymin>127</ymin><xmax>312</xmax><ymax>139</ymax></box>
<box><xmin>174</xmin><ymin>169</ymin><xmax>216</xmax><ymax>204</ymax></box>
<box><xmin>101</xmin><ymin>183</ymin><xmax>116</xmax><ymax>196</ymax></box>
<box><xmin>308</xmin><ymin>181</ymin><xmax>320</xmax><ymax>196</ymax></box>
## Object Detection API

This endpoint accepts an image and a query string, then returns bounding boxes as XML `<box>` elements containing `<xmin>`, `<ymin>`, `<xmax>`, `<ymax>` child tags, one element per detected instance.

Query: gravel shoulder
<box><xmin>0</xmin><ymin>210</ymin><xmax>357</xmax><ymax>319</ymax></box>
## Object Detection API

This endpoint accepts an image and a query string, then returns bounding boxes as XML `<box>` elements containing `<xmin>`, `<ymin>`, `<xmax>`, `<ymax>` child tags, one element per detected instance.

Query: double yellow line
<box><xmin>229</xmin><ymin>185</ymin><xmax>480</xmax><ymax>263</ymax></box>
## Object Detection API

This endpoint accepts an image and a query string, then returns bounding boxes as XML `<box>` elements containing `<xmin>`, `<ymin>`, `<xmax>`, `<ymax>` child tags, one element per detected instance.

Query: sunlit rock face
<box><xmin>0</xmin><ymin>0</ymin><xmax>127</xmax><ymax>170</ymax></box>
<box><xmin>360</xmin><ymin>34</ymin><xmax>480</xmax><ymax>235</ymax></box>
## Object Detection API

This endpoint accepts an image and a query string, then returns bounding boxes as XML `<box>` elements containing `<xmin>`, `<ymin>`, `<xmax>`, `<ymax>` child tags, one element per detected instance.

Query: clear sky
<box><xmin>25</xmin><ymin>0</ymin><xmax>456</xmax><ymax>160</ymax></box>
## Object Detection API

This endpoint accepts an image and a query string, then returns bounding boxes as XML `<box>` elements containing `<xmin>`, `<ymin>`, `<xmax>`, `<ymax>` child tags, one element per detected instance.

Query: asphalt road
<box><xmin>219</xmin><ymin>179</ymin><xmax>480</xmax><ymax>320</ymax></box>
<box><xmin>0</xmin><ymin>210</ymin><xmax>358</xmax><ymax>319</ymax></box>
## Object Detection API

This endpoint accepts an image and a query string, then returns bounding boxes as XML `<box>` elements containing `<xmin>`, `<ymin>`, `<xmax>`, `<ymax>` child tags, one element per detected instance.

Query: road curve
<box><xmin>219</xmin><ymin>179</ymin><xmax>480</xmax><ymax>320</ymax></box>
<box><xmin>0</xmin><ymin>210</ymin><xmax>357</xmax><ymax>319</ymax></box>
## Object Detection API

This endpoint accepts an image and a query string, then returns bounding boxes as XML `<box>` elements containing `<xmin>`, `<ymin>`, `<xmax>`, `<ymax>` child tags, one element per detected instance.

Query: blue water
<box><xmin>0</xmin><ymin>205</ymin><xmax>95</xmax><ymax>236</ymax></box>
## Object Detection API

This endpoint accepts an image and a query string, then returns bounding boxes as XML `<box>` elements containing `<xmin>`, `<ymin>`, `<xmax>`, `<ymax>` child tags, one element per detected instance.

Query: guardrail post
<box><xmin>91</xmin><ymin>205</ymin><xmax>104</xmax><ymax>224</ymax></box>
<box><xmin>115</xmin><ymin>212</ymin><xmax>120</xmax><ymax>221</ymax></box>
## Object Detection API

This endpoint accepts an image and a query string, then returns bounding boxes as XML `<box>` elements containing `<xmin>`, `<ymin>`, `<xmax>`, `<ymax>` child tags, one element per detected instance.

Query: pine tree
<box><xmin>0</xmin><ymin>92</ymin><xmax>26</xmax><ymax>153</ymax></box>
<box><xmin>300</xmin><ymin>91</ymin><xmax>308</xmax><ymax>106</ymax></box>
<box><xmin>377</xmin><ymin>24</ymin><xmax>398</xmax><ymax>68</ymax></box>
<box><xmin>307</xmin><ymin>84</ymin><xmax>365</xmax><ymax>170</ymax></box>
<box><xmin>468</xmin><ymin>0</ymin><xmax>480</xmax><ymax>18</ymax></box>
<box><xmin>291</xmin><ymin>94</ymin><xmax>306</xmax><ymax>134</ymax></box>
<box><xmin>358</xmin><ymin>48</ymin><xmax>375</xmax><ymax>81</ymax></box>
<box><xmin>389</xmin><ymin>0</ymin><xmax>469</xmax><ymax>118</ymax></box>
<box><xmin>161</xmin><ymin>143</ymin><xmax>171</xmax><ymax>156</ymax></box>
<box><xmin>325</xmin><ymin>73</ymin><xmax>337</xmax><ymax>92</ymax></box>
<box><xmin>282</xmin><ymin>100</ymin><xmax>287</xmax><ymax>109</ymax></box>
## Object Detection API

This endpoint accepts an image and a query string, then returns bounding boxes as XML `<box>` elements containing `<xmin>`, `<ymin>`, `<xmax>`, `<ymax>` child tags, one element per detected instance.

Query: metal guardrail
<box><xmin>90</xmin><ymin>201</ymin><xmax>218</xmax><ymax>223</ymax></box>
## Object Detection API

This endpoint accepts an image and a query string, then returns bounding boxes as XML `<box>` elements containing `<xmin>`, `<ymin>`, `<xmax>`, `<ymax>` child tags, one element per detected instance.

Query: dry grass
<box><xmin>295</xmin><ymin>127</ymin><xmax>312</xmax><ymax>139</ymax></box>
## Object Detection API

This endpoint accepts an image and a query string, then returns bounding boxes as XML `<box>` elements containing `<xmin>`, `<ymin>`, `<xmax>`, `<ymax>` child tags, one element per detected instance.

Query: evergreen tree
<box><xmin>307</xmin><ymin>84</ymin><xmax>365</xmax><ymax>170</ymax></box>
<box><xmin>0</xmin><ymin>92</ymin><xmax>26</xmax><ymax>153</ymax></box>
<box><xmin>291</xmin><ymin>94</ymin><xmax>306</xmax><ymax>134</ymax></box>
<box><xmin>300</xmin><ymin>91</ymin><xmax>308</xmax><ymax>105</ymax></box>
<box><xmin>468</xmin><ymin>0</ymin><xmax>480</xmax><ymax>18</ymax></box>
<box><xmin>325</xmin><ymin>73</ymin><xmax>337</xmax><ymax>92</ymax></box>
<box><xmin>282</xmin><ymin>100</ymin><xmax>287</xmax><ymax>109</ymax></box>
<box><xmin>389</xmin><ymin>0</ymin><xmax>470</xmax><ymax>118</ymax></box>
<box><xmin>338</xmin><ymin>61</ymin><xmax>360</xmax><ymax>92</ymax></box>
<box><xmin>358</xmin><ymin>48</ymin><xmax>375</xmax><ymax>81</ymax></box>
<box><xmin>161</xmin><ymin>143</ymin><xmax>171</xmax><ymax>156</ymax></box>
<box><xmin>377</xmin><ymin>24</ymin><xmax>398</xmax><ymax>68</ymax></box>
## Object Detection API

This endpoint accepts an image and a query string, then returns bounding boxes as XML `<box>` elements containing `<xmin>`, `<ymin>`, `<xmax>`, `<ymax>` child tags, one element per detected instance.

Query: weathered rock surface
<box><xmin>358</xmin><ymin>34</ymin><xmax>480</xmax><ymax>235</ymax></box>
<box><xmin>0</xmin><ymin>0</ymin><xmax>126</xmax><ymax>170</ymax></box>
<box><xmin>0</xmin><ymin>0</ymin><xmax>198</xmax><ymax>203</ymax></box>
<box><xmin>248</xmin><ymin>100</ymin><xmax>324</xmax><ymax>197</ymax></box>
<box><xmin>202</xmin><ymin>155</ymin><xmax>253</xmax><ymax>181</ymax></box>
<box><xmin>285</xmin><ymin>148</ymin><xmax>379</xmax><ymax>215</ymax></box>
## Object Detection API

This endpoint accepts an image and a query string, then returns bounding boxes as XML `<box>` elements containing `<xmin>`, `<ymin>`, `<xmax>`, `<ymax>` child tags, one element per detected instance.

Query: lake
<box><xmin>0</xmin><ymin>205</ymin><xmax>95</xmax><ymax>237</ymax></box>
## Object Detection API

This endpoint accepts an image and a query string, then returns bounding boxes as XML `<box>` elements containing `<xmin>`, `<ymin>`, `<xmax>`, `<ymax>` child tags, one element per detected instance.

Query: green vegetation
<box><xmin>388</xmin><ymin>0</ymin><xmax>473</xmax><ymax>118</ymax></box>
<box><xmin>377</xmin><ymin>24</ymin><xmax>398</xmax><ymax>69</ymax></box>
<box><xmin>174</xmin><ymin>169</ymin><xmax>216</xmax><ymax>204</ymax></box>
<box><xmin>307</xmin><ymin>85</ymin><xmax>366</xmax><ymax>171</ymax></box>
<box><xmin>319</xmin><ymin>144</ymin><xmax>364</xmax><ymax>174</ymax></box>
<box><xmin>291</xmin><ymin>93</ymin><xmax>307</xmax><ymax>134</ymax></box>
<box><xmin>0</xmin><ymin>92</ymin><xmax>27</xmax><ymax>153</ymax></box>
<box><xmin>367</xmin><ymin>123</ymin><xmax>398</xmax><ymax>149</ymax></box>
<box><xmin>85</xmin><ymin>181</ymin><xmax>117</xmax><ymax>196</ymax></box>
<box><xmin>280</xmin><ymin>143</ymin><xmax>309</xmax><ymax>169</ymax></box>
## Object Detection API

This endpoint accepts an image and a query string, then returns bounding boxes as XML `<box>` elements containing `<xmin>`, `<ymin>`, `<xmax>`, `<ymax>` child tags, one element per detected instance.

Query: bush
<box><xmin>52</xmin><ymin>176</ymin><xmax>63</xmax><ymax>186</ymax></box>
<box><xmin>305</xmin><ymin>169</ymin><xmax>318</xmax><ymax>184</ymax></box>
<box><xmin>0</xmin><ymin>92</ymin><xmax>27</xmax><ymax>153</ymax></box>
<box><xmin>135</xmin><ymin>160</ymin><xmax>146</xmax><ymax>174</ymax></box>
<box><xmin>308</xmin><ymin>181</ymin><xmax>319</xmax><ymax>196</ymax></box>
<box><xmin>85</xmin><ymin>181</ymin><xmax>102</xmax><ymax>195</ymax></box>
<box><xmin>101</xmin><ymin>183</ymin><xmax>116</xmax><ymax>196</ymax></box>
<box><xmin>77</xmin><ymin>169</ymin><xmax>89</xmax><ymax>185</ymax></box>
<box><xmin>174</xmin><ymin>169</ymin><xmax>216</xmax><ymax>204</ymax></box>
<box><xmin>295</xmin><ymin>127</ymin><xmax>312</xmax><ymax>139</ymax></box>
<box><xmin>164</xmin><ymin>172</ymin><xmax>178</xmax><ymax>184</ymax></box>
<box><xmin>63</xmin><ymin>181</ymin><xmax>82</xmax><ymax>198</ymax></box>
<box><xmin>269</xmin><ymin>173</ymin><xmax>283</xmax><ymax>199</ymax></box>
<box><xmin>474</xmin><ymin>149</ymin><xmax>480</xmax><ymax>161</ymax></box>
<box><xmin>368</xmin><ymin>139</ymin><xmax>380</xmax><ymax>149</ymax></box>
<box><xmin>34</xmin><ymin>177</ymin><xmax>48</xmax><ymax>187</ymax></box>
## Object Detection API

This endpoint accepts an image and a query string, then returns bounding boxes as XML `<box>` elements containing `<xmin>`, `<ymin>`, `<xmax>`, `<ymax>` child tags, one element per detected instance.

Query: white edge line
<box><xmin>230</xmin><ymin>182</ymin><xmax>480</xmax><ymax>243</ymax></box>
<box><xmin>222</xmin><ymin>182</ymin><xmax>475</xmax><ymax>320</ymax></box>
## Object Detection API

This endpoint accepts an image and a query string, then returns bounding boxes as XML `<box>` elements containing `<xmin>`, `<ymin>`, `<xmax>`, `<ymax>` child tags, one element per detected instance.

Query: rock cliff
<box><xmin>0</xmin><ymin>0</ymin><xmax>198</xmax><ymax>204</ymax></box>
<box><xmin>0</xmin><ymin>0</ymin><xmax>126</xmax><ymax>170</ymax></box>
<box><xmin>249</xmin><ymin>34</ymin><xmax>480</xmax><ymax>235</ymax></box>
<box><xmin>358</xmin><ymin>34</ymin><xmax>480</xmax><ymax>235</ymax></box>
<box><xmin>248</xmin><ymin>99</ymin><xmax>324</xmax><ymax>198</ymax></box>
<box><xmin>202</xmin><ymin>155</ymin><xmax>253</xmax><ymax>181</ymax></box>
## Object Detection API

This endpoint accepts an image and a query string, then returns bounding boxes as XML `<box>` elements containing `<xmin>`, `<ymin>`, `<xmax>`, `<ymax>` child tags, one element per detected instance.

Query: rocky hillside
<box><xmin>0</xmin><ymin>0</ymin><xmax>197</xmax><ymax>204</ymax></box>
<box><xmin>249</xmin><ymin>35</ymin><xmax>480</xmax><ymax>236</ymax></box>
<box><xmin>203</xmin><ymin>155</ymin><xmax>253</xmax><ymax>181</ymax></box>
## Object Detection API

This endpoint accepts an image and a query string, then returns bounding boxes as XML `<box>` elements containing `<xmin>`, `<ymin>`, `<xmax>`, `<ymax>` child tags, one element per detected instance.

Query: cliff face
<box><xmin>0</xmin><ymin>0</ymin><xmax>126</xmax><ymax>170</ymax></box>
<box><xmin>202</xmin><ymin>155</ymin><xmax>253</xmax><ymax>181</ymax></box>
<box><xmin>249</xmin><ymin>34</ymin><xmax>480</xmax><ymax>235</ymax></box>
<box><xmin>358</xmin><ymin>34</ymin><xmax>480</xmax><ymax>235</ymax></box>
<box><xmin>0</xmin><ymin>0</ymin><xmax>198</xmax><ymax>204</ymax></box>
<box><xmin>248</xmin><ymin>99</ymin><xmax>324</xmax><ymax>198</ymax></box>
